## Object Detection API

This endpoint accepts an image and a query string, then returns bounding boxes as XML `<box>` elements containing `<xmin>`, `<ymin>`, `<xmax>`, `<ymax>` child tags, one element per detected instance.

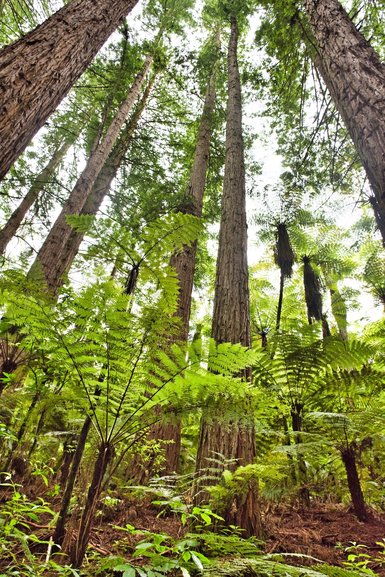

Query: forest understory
<box><xmin>3</xmin><ymin>469</ymin><xmax>385</xmax><ymax>577</ymax></box>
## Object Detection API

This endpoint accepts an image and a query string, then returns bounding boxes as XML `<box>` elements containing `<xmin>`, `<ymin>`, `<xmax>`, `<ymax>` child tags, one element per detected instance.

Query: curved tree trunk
<box><xmin>0</xmin><ymin>139</ymin><xmax>72</xmax><ymax>254</ymax></box>
<box><xmin>303</xmin><ymin>0</ymin><xmax>385</xmax><ymax>244</ymax></box>
<box><xmin>0</xmin><ymin>0</ymin><xmax>140</xmax><ymax>180</ymax></box>
<box><xmin>28</xmin><ymin>55</ymin><xmax>153</xmax><ymax>293</ymax></box>
<box><xmin>291</xmin><ymin>402</ymin><xmax>310</xmax><ymax>507</ymax></box>
<box><xmin>195</xmin><ymin>16</ymin><xmax>262</xmax><ymax>538</ymax></box>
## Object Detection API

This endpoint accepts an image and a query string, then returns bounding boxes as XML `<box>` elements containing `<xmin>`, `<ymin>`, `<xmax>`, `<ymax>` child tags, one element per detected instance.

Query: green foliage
<box><xmin>106</xmin><ymin>525</ymin><xmax>209</xmax><ymax>576</ymax></box>
<box><xmin>0</xmin><ymin>475</ymin><xmax>79</xmax><ymax>576</ymax></box>
<box><xmin>203</xmin><ymin>557</ymin><xmax>371</xmax><ymax>577</ymax></box>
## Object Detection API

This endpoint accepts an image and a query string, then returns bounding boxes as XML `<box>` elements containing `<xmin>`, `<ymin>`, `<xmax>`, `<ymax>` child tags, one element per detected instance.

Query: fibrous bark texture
<box><xmin>145</xmin><ymin>45</ymin><xmax>219</xmax><ymax>477</ymax></box>
<box><xmin>211</xmin><ymin>20</ymin><xmax>250</xmax><ymax>350</ymax></box>
<box><xmin>195</xmin><ymin>17</ymin><xmax>261</xmax><ymax>538</ymax></box>
<box><xmin>69</xmin><ymin>442</ymin><xmax>113</xmax><ymax>567</ymax></box>
<box><xmin>170</xmin><ymin>60</ymin><xmax>217</xmax><ymax>341</ymax></box>
<box><xmin>0</xmin><ymin>0</ymin><xmax>139</xmax><ymax>180</ymax></box>
<box><xmin>304</xmin><ymin>0</ymin><xmax>385</xmax><ymax>243</ymax></box>
<box><xmin>29</xmin><ymin>55</ymin><xmax>153</xmax><ymax>293</ymax></box>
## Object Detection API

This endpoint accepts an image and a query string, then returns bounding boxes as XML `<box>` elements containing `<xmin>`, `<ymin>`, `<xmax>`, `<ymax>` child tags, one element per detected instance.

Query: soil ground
<box><xmin>2</xmin><ymin>478</ymin><xmax>385</xmax><ymax>574</ymax></box>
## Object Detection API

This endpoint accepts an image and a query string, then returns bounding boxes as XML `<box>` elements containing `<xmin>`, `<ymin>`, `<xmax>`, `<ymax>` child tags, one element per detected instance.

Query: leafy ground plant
<box><xmin>0</xmin><ymin>474</ymin><xmax>79</xmax><ymax>576</ymax></box>
<box><xmin>105</xmin><ymin>524</ymin><xmax>209</xmax><ymax>577</ymax></box>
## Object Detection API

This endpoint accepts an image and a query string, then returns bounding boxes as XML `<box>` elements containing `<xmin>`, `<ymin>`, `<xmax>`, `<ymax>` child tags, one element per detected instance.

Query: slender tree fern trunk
<box><xmin>282</xmin><ymin>415</ymin><xmax>297</xmax><ymax>485</ymax></box>
<box><xmin>0</xmin><ymin>139</ymin><xmax>71</xmax><ymax>254</ymax></box>
<box><xmin>291</xmin><ymin>402</ymin><xmax>310</xmax><ymax>507</ymax></box>
<box><xmin>0</xmin><ymin>0</ymin><xmax>139</xmax><ymax>180</ymax></box>
<box><xmin>57</xmin><ymin>434</ymin><xmax>77</xmax><ymax>491</ymax></box>
<box><xmin>69</xmin><ymin>441</ymin><xmax>114</xmax><ymax>567</ymax></box>
<box><xmin>28</xmin><ymin>55</ymin><xmax>153</xmax><ymax>293</ymax></box>
<box><xmin>303</xmin><ymin>0</ymin><xmax>385</xmax><ymax>244</ymax></box>
<box><xmin>195</xmin><ymin>16</ymin><xmax>262</xmax><ymax>538</ymax></box>
<box><xmin>340</xmin><ymin>445</ymin><xmax>368</xmax><ymax>522</ymax></box>
<box><xmin>53</xmin><ymin>414</ymin><xmax>93</xmax><ymax>547</ymax></box>
<box><xmin>276</xmin><ymin>272</ymin><xmax>284</xmax><ymax>331</ymax></box>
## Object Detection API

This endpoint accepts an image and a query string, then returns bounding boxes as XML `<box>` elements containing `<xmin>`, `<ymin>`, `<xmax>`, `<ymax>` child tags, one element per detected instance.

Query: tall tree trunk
<box><xmin>0</xmin><ymin>0</ymin><xmax>140</xmax><ymax>180</ymax></box>
<box><xmin>303</xmin><ymin>0</ymin><xmax>385</xmax><ymax>244</ymax></box>
<box><xmin>49</xmin><ymin>74</ymin><xmax>157</xmax><ymax>290</ymax></box>
<box><xmin>0</xmin><ymin>139</ymin><xmax>72</xmax><ymax>254</ymax></box>
<box><xmin>28</xmin><ymin>55</ymin><xmax>153</xmax><ymax>293</ymax></box>
<box><xmin>340</xmin><ymin>445</ymin><xmax>368</xmax><ymax>522</ymax></box>
<box><xmin>195</xmin><ymin>16</ymin><xmax>262</xmax><ymax>538</ymax></box>
<box><xmin>145</xmin><ymin>40</ymin><xmax>219</xmax><ymax>476</ymax></box>
<box><xmin>69</xmin><ymin>441</ymin><xmax>114</xmax><ymax>567</ymax></box>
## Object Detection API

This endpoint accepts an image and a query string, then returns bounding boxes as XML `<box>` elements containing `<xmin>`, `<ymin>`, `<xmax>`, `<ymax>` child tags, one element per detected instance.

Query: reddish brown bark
<box><xmin>144</xmin><ymin>42</ymin><xmax>219</xmax><ymax>477</ymax></box>
<box><xmin>28</xmin><ymin>55</ymin><xmax>153</xmax><ymax>293</ymax></box>
<box><xmin>170</xmin><ymin>55</ymin><xmax>218</xmax><ymax>341</ymax></box>
<box><xmin>304</xmin><ymin>0</ymin><xmax>385</xmax><ymax>243</ymax></box>
<box><xmin>0</xmin><ymin>0</ymin><xmax>140</xmax><ymax>180</ymax></box>
<box><xmin>210</xmin><ymin>20</ymin><xmax>250</xmax><ymax>350</ymax></box>
<box><xmin>0</xmin><ymin>139</ymin><xmax>71</xmax><ymax>255</ymax></box>
<box><xmin>195</xmin><ymin>16</ymin><xmax>261</xmax><ymax>537</ymax></box>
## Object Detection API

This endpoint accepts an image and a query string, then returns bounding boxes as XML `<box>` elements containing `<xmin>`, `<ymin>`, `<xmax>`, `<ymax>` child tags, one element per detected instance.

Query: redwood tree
<box><xmin>195</xmin><ymin>13</ymin><xmax>262</xmax><ymax>538</ymax></box>
<box><xmin>148</xmin><ymin>32</ymin><xmax>220</xmax><ymax>475</ymax></box>
<box><xmin>302</xmin><ymin>0</ymin><xmax>385</xmax><ymax>243</ymax></box>
<box><xmin>28</xmin><ymin>53</ymin><xmax>153</xmax><ymax>293</ymax></box>
<box><xmin>49</xmin><ymin>73</ymin><xmax>158</xmax><ymax>290</ymax></box>
<box><xmin>0</xmin><ymin>0</ymin><xmax>140</xmax><ymax>180</ymax></box>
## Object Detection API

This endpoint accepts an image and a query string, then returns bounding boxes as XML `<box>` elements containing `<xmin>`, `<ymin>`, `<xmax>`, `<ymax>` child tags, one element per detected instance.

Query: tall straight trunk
<box><xmin>146</xmin><ymin>40</ymin><xmax>219</xmax><ymax>476</ymax></box>
<box><xmin>303</xmin><ymin>0</ymin><xmax>385</xmax><ymax>244</ymax></box>
<box><xmin>0</xmin><ymin>0</ymin><xmax>140</xmax><ymax>180</ymax></box>
<box><xmin>49</xmin><ymin>74</ymin><xmax>157</xmax><ymax>290</ymax></box>
<box><xmin>195</xmin><ymin>16</ymin><xmax>261</xmax><ymax>538</ymax></box>
<box><xmin>340</xmin><ymin>445</ymin><xmax>368</xmax><ymax>522</ymax></box>
<box><xmin>28</xmin><ymin>55</ymin><xmax>153</xmax><ymax>293</ymax></box>
<box><xmin>0</xmin><ymin>139</ymin><xmax>71</xmax><ymax>255</ymax></box>
<box><xmin>170</xmin><ymin>49</ymin><xmax>218</xmax><ymax>341</ymax></box>
<box><xmin>69</xmin><ymin>441</ymin><xmax>113</xmax><ymax>567</ymax></box>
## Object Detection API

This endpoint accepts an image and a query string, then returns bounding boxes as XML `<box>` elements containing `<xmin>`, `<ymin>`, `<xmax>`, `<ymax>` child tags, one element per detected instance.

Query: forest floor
<box><xmin>61</xmin><ymin>493</ymin><xmax>385</xmax><ymax>573</ymax></box>
<box><xmin>2</xmin><ymin>476</ymin><xmax>385</xmax><ymax>575</ymax></box>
